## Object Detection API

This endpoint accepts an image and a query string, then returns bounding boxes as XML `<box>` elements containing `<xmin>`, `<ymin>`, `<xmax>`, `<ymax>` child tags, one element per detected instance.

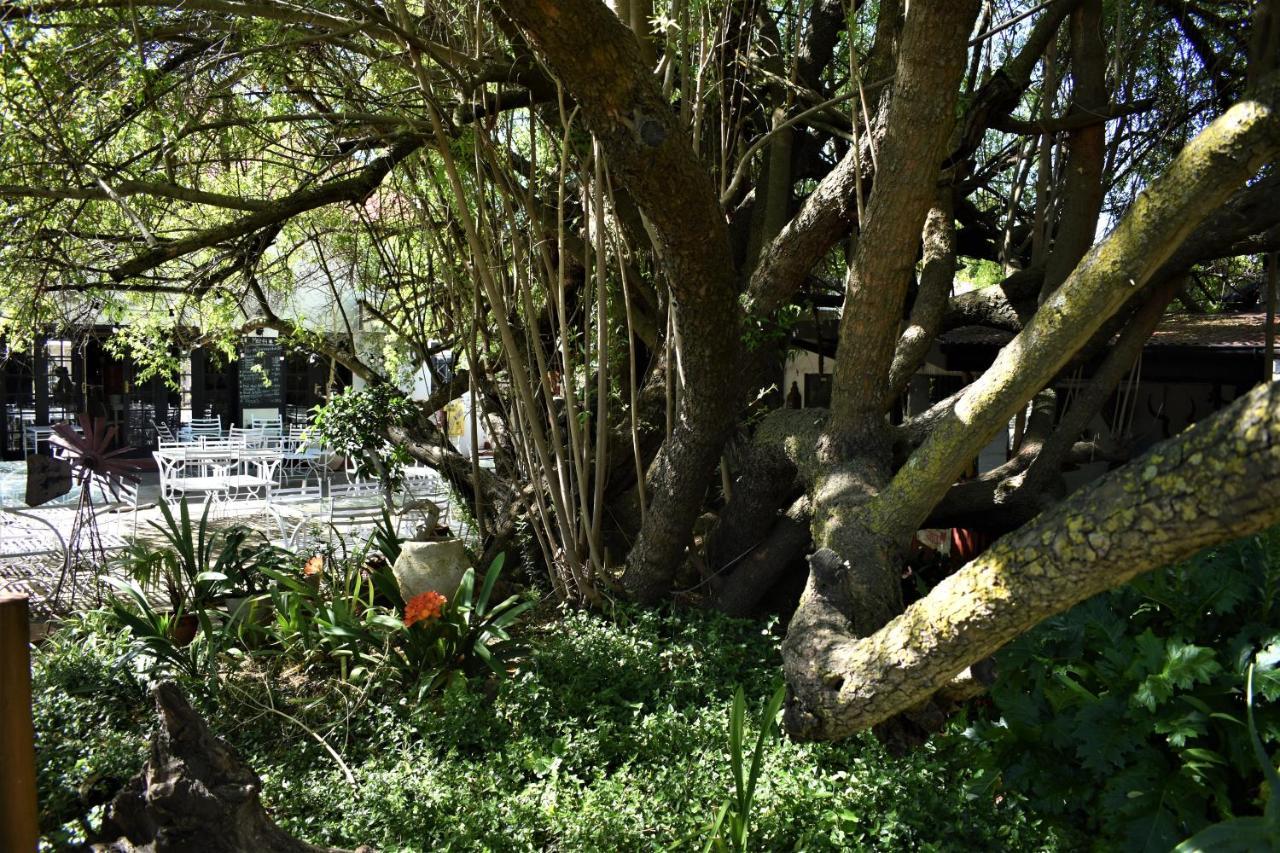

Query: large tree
<box><xmin>2</xmin><ymin>0</ymin><xmax>1280</xmax><ymax>739</ymax></box>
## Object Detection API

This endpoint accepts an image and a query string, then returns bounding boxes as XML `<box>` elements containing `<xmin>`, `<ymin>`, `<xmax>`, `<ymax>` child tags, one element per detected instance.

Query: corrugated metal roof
<box><xmin>940</xmin><ymin>312</ymin><xmax>1271</xmax><ymax>350</ymax></box>
<box><xmin>1147</xmin><ymin>312</ymin><xmax>1267</xmax><ymax>349</ymax></box>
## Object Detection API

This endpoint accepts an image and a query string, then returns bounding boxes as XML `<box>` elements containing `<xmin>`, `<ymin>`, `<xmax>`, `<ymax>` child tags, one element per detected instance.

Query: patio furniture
<box><xmin>226</xmin><ymin>452</ymin><xmax>281</xmax><ymax>502</ymax></box>
<box><xmin>280</xmin><ymin>427</ymin><xmax>325</xmax><ymax>480</ymax></box>
<box><xmin>151</xmin><ymin>419</ymin><xmax>177</xmax><ymax>444</ymax></box>
<box><xmin>180</xmin><ymin>416</ymin><xmax>224</xmax><ymax>442</ymax></box>
<box><xmin>399</xmin><ymin>466</ymin><xmax>450</xmax><ymax>534</ymax></box>
<box><xmin>24</xmin><ymin>422</ymin><xmax>83</xmax><ymax>456</ymax></box>
<box><xmin>328</xmin><ymin>477</ymin><xmax>382</xmax><ymax>500</ymax></box>
<box><xmin>228</xmin><ymin>426</ymin><xmax>266</xmax><ymax>448</ymax></box>
<box><xmin>92</xmin><ymin>476</ymin><xmax>150</xmax><ymax>539</ymax></box>
<box><xmin>152</xmin><ymin>449</ymin><xmax>231</xmax><ymax>508</ymax></box>
<box><xmin>251</xmin><ymin>416</ymin><xmax>284</xmax><ymax>438</ymax></box>
<box><xmin>269</xmin><ymin>495</ymin><xmax>389</xmax><ymax>556</ymax></box>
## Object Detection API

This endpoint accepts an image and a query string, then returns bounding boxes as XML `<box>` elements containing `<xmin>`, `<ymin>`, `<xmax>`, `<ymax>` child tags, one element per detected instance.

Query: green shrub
<box><xmin>968</xmin><ymin>527</ymin><xmax>1280</xmax><ymax>850</ymax></box>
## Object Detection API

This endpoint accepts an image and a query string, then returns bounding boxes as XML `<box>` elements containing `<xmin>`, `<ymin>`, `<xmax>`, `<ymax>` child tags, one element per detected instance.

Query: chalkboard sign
<box><xmin>239</xmin><ymin>338</ymin><xmax>284</xmax><ymax>410</ymax></box>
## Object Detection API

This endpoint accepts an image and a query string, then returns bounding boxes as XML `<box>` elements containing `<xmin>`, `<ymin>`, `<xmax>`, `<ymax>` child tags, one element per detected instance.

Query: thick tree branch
<box><xmin>876</xmin><ymin>78</ymin><xmax>1280</xmax><ymax>543</ymax></box>
<box><xmin>108</xmin><ymin>138</ymin><xmax>423</xmax><ymax>281</ymax></box>
<box><xmin>0</xmin><ymin>180</ymin><xmax>272</xmax><ymax>211</ymax></box>
<box><xmin>785</xmin><ymin>380</ymin><xmax>1280</xmax><ymax>738</ymax></box>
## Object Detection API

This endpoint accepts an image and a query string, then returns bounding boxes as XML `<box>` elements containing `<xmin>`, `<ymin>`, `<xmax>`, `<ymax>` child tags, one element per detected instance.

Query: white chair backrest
<box><xmin>189</xmin><ymin>416</ymin><xmax>222</xmax><ymax>437</ymax></box>
<box><xmin>153</xmin><ymin>450</ymin><xmax>183</xmax><ymax>484</ymax></box>
<box><xmin>152</xmin><ymin>420</ymin><xmax>176</xmax><ymax>442</ymax></box>
<box><xmin>329</xmin><ymin>479</ymin><xmax>381</xmax><ymax>499</ymax></box>
<box><xmin>228</xmin><ymin>426</ymin><xmax>264</xmax><ymax>448</ymax></box>
<box><xmin>95</xmin><ymin>475</ymin><xmax>139</xmax><ymax>506</ymax></box>
<box><xmin>270</xmin><ymin>477</ymin><xmax>323</xmax><ymax>504</ymax></box>
<box><xmin>326</xmin><ymin>503</ymin><xmax>387</xmax><ymax>532</ymax></box>
<box><xmin>192</xmin><ymin>438</ymin><xmax>239</xmax><ymax>452</ymax></box>
<box><xmin>251</xmin><ymin>416</ymin><xmax>284</xmax><ymax>437</ymax></box>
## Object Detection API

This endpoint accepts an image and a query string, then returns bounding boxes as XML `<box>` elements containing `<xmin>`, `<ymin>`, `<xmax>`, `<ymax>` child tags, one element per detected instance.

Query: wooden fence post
<box><xmin>0</xmin><ymin>593</ymin><xmax>39</xmax><ymax>851</ymax></box>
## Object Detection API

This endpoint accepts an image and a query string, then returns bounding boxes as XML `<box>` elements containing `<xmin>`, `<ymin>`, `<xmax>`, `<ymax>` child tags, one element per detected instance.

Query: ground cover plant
<box><xmin>29</xmin><ymin>516</ymin><xmax>1280</xmax><ymax>849</ymax></box>
<box><xmin>34</xmin><ymin>600</ymin><xmax>1068</xmax><ymax>850</ymax></box>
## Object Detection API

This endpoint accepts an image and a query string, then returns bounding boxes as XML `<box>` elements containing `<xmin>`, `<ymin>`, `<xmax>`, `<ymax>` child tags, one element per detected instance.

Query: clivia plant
<box><xmin>393</xmin><ymin>553</ymin><xmax>533</xmax><ymax>698</ymax></box>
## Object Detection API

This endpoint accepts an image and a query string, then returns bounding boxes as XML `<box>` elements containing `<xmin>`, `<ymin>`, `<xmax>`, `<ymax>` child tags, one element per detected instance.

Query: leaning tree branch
<box><xmin>0</xmin><ymin>180</ymin><xmax>272</xmax><ymax>211</ymax></box>
<box><xmin>785</xmin><ymin>379</ymin><xmax>1280</xmax><ymax>738</ymax></box>
<box><xmin>876</xmin><ymin>77</ymin><xmax>1280</xmax><ymax>544</ymax></box>
<box><xmin>107</xmin><ymin>137</ymin><xmax>423</xmax><ymax>281</ymax></box>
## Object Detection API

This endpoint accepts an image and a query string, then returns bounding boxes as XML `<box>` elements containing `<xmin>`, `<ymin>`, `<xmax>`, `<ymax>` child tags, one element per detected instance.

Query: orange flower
<box><xmin>302</xmin><ymin>555</ymin><xmax>324</xmax><ymax>577</ymax></box>
<box><xmin>404</xmin><ymin>590</ymin><xmax>447</xmax><ymax>627</ymax></box>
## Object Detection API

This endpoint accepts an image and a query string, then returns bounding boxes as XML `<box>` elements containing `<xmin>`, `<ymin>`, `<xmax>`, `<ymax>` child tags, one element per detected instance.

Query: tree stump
<box><xmin>93</xmin><ymin>681</ymin><xmax>363</xmax><ymax>853</ymax></box>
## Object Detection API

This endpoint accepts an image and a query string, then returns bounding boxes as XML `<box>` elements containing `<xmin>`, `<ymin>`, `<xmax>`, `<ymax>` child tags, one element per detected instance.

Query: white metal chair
<box><xmin>187</xmin><ymin>416</ymin><xmax>223</xmax><ymax>440</ymax></box>
<box><xmin>251</xmin><ymin>416</ymin><xmax>284</xmax><ymax>437</ymax></box>
<box><xmin>93</xmin><ymin>476</ymin><xmax>149</xmax><ymax>538</ymax></box>
<box><xmin>225</xmin><ymin>454</ymin><xmax>280</xmax><ymax>502</ymax></box>
<box><xmin>280</xmin><ymin>427</ymin><xmax>324</xmax><ymax>479</ymax></box>
<box><xmin>265</xmin><ymin>477</ymin><xmax>324</xmax><ymax>544</ymax></box>
<box><xmin>328</xmin><ymin>478</ymin><xmax>381</xmax><ymax>499</ymax></box>
<box><xmin>277</xmin><ymin>499</ymin><xmax>388</xmax><ymax>556</ymax></box>
<box><xmin>400</xmin><ymin>466</ymin><xmax>451</xmax><ymax>533</ymax></box>
<box><xmin>151</xmin><ymin>419</ymin><xmax>176</xmax><ymax>444</ymax></box>
<box><xmin>228</xmin><ymin>426</ymin><xmax>266</xmax><ymax>448</ymax></box>
<box><xmin>152</xmin><ymin>449</ymin><xmax>230</xmax><ymax>510</ymax></box>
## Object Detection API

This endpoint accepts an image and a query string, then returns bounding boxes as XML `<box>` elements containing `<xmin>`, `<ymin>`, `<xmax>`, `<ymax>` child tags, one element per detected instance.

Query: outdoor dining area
<box><xmin>0</xmin><ymin>412</ymin><xmax>460</xmax><ymax>617</ymax></box>
<box><xmin>152</xmin><ymin>415</ymin><xmax>452</xmax><ymax>546</ymax></box>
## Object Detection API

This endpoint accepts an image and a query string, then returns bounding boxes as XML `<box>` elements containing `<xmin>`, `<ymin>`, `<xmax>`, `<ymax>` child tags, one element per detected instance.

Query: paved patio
<box><xmin>0</xmin><ymin>468</ymin><xmax>458</xmax><ymax>621</ymax></box>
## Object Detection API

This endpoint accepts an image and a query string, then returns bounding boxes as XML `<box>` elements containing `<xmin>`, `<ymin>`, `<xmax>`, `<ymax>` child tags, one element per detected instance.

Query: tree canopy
<box><xmin>2</xmin><ymin>0</ymin><xmax>1280</xmax><ymax>740</ymax></box>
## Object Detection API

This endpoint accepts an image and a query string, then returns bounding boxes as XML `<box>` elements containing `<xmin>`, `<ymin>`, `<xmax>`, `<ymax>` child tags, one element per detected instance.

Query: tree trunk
<box><xmin>501</xmin><ymin>0</ymin><xmax>745</xmax><ymax>602</ymax></box>
<box><xmin>807</xmin><ymin>0</ymin><xmax>980</xmax><ymax>636</ymax></box>
<box><xmin>784</xmin><ymin>77</ymin><xmax>1280</xmax><ymax>739</ymax></box>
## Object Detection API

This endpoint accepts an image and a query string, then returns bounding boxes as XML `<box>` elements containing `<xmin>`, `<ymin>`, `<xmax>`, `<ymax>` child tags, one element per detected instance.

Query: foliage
<box><xmin>704</xmin><ymin>682</ymin><xmax>788</xmax><ymax>852</ymax></box>
<box><xmin>968</xmin><ymin>528</ymin><xmax>1280</xmax><ymax>851</ymax></box>
<box><xmin>311</xmin><ymin>385</ymin><xmax>417</xmax><ymax>485</ymax></box>
<box><xmin>392</xmin><ymin>553</ymin><xmax>534</xmax><ymax>699</ymax></box>
<box><xmin>740</xmin><ymin>299</ymin><xmax>802</xmax><ymax>353</ymax></box>
<box><xmin>1174</xmin><ymin>663</ymin><xmax>1280</xmax><ymax>852</ymax></box>
<box><xmin>957</xmin><ymin>256</ymin><xmax>1005</xmax><ymax>289</ymax></box>
<box><xmin>102</xmin><ymin>500</ymin><xmax>287</xmax><ymax>676</ymax></box>
<box><xmin>114</xmin><ymin>500</ymin><xmax>281</xmax><ymax>610</ymax></box>
<box><xmin>30</xmin><ymin>612</ymin><xmax>151</xmax><ymax>849</ymax></box>
<box><xmin>100</xmin><ymin>503</ymin><xmax>532</xmax><ymax>698</ymax></box>
<box><xmin>100</xmin><ymin>576</ymin><xmax>216</xmax><ymax>679</ymax></box>
<box><xmin>370</xmin><ymin>508</ymin><xmax>403</xmax><ymax>566</ymax></box>
<box><xmin>33</xmin><ymin>604</ymin><xmax>1065</xmax><ymax>850</ymax></box>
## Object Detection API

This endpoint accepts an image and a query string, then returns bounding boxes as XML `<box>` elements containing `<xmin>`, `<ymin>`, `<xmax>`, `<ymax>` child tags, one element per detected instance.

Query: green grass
<box><xmin>33</xmin><ymin>605</ymin><xmax>1067</xmax><ymax>851</ymax></box>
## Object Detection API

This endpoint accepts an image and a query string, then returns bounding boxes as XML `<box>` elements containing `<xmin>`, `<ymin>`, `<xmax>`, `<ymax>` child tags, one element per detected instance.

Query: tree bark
<box><xmin>876</xmin><ymin>79</ymin><xmax>1280</xmax><ymax>544</ymax></box>
<box><xmin>784</xmin><ymin>77</ymin><xmax>1280</xmax><ymax>740</ymax></box>
<box><xmin>807</xmin><ymin>0</ymin><xmax>980</xmax><ymax>638</ymax></box>
<box><xmin>784</xmin><ymin>380</ymin><xmax>1280</xmax><ymax>738</ymax></box>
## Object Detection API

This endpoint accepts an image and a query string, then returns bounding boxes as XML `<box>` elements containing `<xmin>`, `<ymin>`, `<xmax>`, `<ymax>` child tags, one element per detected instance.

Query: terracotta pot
<box><xmin>170</xmin><ymin>613</ymin><xmax>199</xmax><ymax>647</ymax></box>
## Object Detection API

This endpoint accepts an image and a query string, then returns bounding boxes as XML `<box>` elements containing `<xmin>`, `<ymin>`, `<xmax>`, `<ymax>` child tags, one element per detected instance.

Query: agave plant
<box><xmin>49</xmin><ymin>413</ymin><xmax>146</xmax><ymax>603</ymax></box>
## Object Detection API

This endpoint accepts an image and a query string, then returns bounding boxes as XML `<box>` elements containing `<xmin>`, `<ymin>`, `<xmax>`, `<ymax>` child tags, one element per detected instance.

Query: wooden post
<box><xmin>0</xmin><ymin>593</ymin><xmax>39</xmax><ymax>851</ymax></box>
<box><xmin>1267</xmin><ymin>252</ymin><xmax>1277</xmax><ymax>382</ymax></box>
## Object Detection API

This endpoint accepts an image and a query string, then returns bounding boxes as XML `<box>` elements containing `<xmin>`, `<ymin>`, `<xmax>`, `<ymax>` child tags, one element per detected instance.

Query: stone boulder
<box><xmin>391</xmin><ymin>539</ymin><xmax>470</xmax><ymax>601</ymax></box>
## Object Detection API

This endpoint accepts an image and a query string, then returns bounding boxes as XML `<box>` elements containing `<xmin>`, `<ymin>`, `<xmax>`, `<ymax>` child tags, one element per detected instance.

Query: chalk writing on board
<box><xmin>239</xmin><ymin>338</ymin><xmax>283</xmax><ymax>409</ymax></box>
